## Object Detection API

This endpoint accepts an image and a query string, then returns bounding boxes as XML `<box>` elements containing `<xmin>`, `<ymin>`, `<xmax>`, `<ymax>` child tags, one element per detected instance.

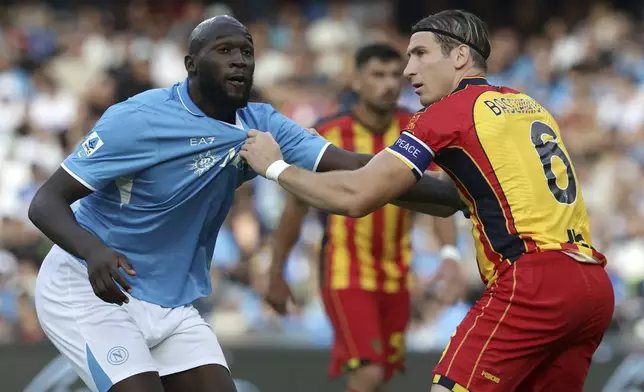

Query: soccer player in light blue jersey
<box><xmin>28</xmin><ymin>16</ymin><xmax>463</xmax><ymax>392</ymax></box>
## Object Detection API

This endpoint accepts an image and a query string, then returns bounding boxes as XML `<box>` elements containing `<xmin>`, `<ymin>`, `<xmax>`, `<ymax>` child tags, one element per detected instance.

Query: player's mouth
<box><xmin>227</xmin><ymin>74</ymin><xmax>247</xmax><ymax>88</ymax></box>
<box><xmin>412</xmin><ymin>82</ymin><xmax>424</xmax><ymax>94</ymax></box>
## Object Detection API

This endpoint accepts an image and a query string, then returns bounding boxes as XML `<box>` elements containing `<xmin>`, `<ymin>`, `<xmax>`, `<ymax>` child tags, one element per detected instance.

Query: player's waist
<box><xmin>489</xmin><ymin>248</ymin><xmax>606</xmax><ymax>285</ymax></box>
<box><xmin>475</xmin><ymin>240</ymin><xmax>606</xmax><ymax>267</ymax></box>
<box><xmin>510</xmin><ymin>249</ymin><xmax>606</xmax><ymax>269</ymax></box>
<box><xmin>45</xmin><ymin>245</ymin><xmax>212</xmax><ymax>307</ymax></box>
<box><xmin>321</xmin><ymin>255</ymin><xmax>412</xmax><ymax>271</ymax></box>
<box><xmin>321</xmin><ymin>257</ymin><xmax>411</xmax><ymax>282</ymax></box>
<box><xmin>321</xmin><ymin>241</ymin><xmax>412</xmax><ymax>261</ymax></box>
<box><xmin>533</xmin><ymin>243</ymin><xmax>606</xmax><ymax>265</ymax></box>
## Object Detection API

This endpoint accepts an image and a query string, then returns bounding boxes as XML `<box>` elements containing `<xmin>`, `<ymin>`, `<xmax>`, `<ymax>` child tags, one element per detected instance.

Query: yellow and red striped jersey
<box><xmin>317</xmin><ymin>110</ymin><xmax>436</xmax><ymax>293</ymax></box>
<box><xmin>389</xmin><ymin>77</ymin><xmax>605</xmax><ymax>286</ymax></box>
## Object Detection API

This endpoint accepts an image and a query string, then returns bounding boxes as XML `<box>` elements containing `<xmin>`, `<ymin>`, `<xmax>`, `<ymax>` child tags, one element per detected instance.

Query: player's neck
<box><xmin>453</xmin><ymin>69</ymin><xmax>487</xmax><ymax>91</ymax></box>
<box><xmin>352</xmin><ymin>101</ymin><xmax>394</xmax><ymax>135</ymax></box>
<box><xmin>188</xmin><ymin>81</ymin><xmax>237</xmax><ymax>124</ymax></box>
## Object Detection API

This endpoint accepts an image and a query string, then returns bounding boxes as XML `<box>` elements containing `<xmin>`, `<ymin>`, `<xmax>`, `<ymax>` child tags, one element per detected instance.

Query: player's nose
<box><xmin>403</xmin><ymin>60</ymin><xmax>416</xmax><ymax>79</ymax></box>
<box><xmin>229</xmin><ymin>50</ymin><xmax>246</xmax><ymax>68</ymax></box>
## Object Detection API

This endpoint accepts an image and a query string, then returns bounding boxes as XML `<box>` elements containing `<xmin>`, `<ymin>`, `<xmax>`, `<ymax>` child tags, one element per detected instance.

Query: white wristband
<box><xmin>266</xmin><ymin>160</ymin><xmax>291</xmax><ymax>183</ymax></box>
<box><xmin>439</xmin><ymin>244</ymin><xmax>462</xmax><ymax>261</ymax></box>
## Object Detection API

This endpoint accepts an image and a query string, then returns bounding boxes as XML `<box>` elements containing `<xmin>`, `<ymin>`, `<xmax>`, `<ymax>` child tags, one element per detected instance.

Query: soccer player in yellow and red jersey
<box><xmin>241</xmin><ymin>9</ymin><xmax>615</xmax><ymax>392</ymax></box>
<box><xmin>265</xmin><ymin>43</ymin><xmax>465</xmax><ymax>392</ymax></box>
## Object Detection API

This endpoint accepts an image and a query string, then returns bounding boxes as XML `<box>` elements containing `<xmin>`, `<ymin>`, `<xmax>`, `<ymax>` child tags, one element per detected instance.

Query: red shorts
<box><xmin>434</xmin><ymin>251</ymin><xmax>614</xmax><ymax>392</ymax></box>
<box><xmin>321</xmin><ymin>287</ymin><xmax>410</xmax><ymax>382</ymax></box>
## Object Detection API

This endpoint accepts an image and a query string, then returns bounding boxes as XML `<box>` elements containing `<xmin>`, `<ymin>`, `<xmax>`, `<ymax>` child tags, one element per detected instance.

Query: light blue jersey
<box><xmin>62</xmin><ymin>79</ymin><xmax>330</xmax><ymax>307</ymax></box>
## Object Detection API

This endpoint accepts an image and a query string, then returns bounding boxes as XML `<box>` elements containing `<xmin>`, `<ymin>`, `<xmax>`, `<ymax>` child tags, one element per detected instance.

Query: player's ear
<box><xmin>452</xmin><ymin>45</ymin><xmax>470</xmax><ymax>70</ymax></box>
<box><xmin>184</xmin><ymin>55</ymin><xmax>196</xmax><ymax>74</ymax></box>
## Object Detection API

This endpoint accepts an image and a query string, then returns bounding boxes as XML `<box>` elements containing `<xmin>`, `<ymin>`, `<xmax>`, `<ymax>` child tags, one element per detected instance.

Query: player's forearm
<box><xmin>315</xmin><ymin>147</ymin><xmax>371</xmax><ymax>172</ymax></box>
<box><xmin>270</xmin><ymin>195</ymin><xmax>308</xmax><ymax>275</ymax></box>
<box><xmin>392</xmin><ymin>200</ymin><xmax>457</xmax><ymax>218</ymax></box>
<box><xmin>434</xmin><ymin>215</ymin><xmax>458</xmax><ymax>246</ymax></box>
<box><xmin>396</xmin><ymin>174</ymin><xmax>464</xmax><ymax>210</ymax></box>
<box><xmin>28</xmin><ymin>191</ymin><xmax>106</xmax><ymax>260</ymax></box>
<box><xmin>278</xmin><ymin>166</ymin><xmax>373</xmax><ymax>218</ymax></box>
<box><xmin>316</xmin><ymin>147</ymin><xmax>463</xmax><ymax>209</ymax></box>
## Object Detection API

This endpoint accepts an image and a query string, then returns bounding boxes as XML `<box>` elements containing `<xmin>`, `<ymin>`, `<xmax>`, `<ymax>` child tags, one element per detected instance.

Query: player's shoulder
<box><xmin>313</xmin><ymin>110</ymin><xmax>353</xmax><ymax>133</ymax></box>
<box><xmin>473</xmin><ymin>84</ymin><xmax>525</xmax><ymax>100</ymax></box>
<box><xmin>428</xmin><ymin>84</ymin><xmax>496</xmax><ymax>113</ymax></box>
<box><xmin>94</xmin><ymin>96</ymin><xmax>163</xmax><ymax>139</ymax></box>
<box><xmin>104</xmin><ymin>87</ymin><xmax>175</xmax><ymax>122</ymax></box>
<box><xmin>99</xmin><ymin>101</ymin><xmax>146</xmax><ymax>125</ymax></box>
<box><xmin>496</xmin><ymin>85</ymin><xmax>522</xmax><ymax>95</ymax></box>
<box><xmin>473</xmin><ymin>86</ymin><xmax>551</xmax><ymax>118</ymax></box>
<box><xmin>126</xmin><ymin>86</ymin><xmax>174</xmax><ymax>109</ymax></box>
<box><xmin>412</xmin><ymin>83</ymin><xmax>497</xmax><ymax>130</ymax></box>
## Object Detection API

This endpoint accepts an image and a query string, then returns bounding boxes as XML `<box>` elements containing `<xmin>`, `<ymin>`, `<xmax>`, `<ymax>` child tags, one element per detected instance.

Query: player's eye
<box><xmin>411</xmin><ymin>48</ymin><xmax>427</xmax><ymax>58</ymax></box>
<box><xmin>218</xmin><ymin>47</ymin><xmax>230</xmax><ymax>53</ymax></box>
<box><xmin>242</xmin><ymin>49</ymin><xmax>253</xmax><ymax>57</ymax></box>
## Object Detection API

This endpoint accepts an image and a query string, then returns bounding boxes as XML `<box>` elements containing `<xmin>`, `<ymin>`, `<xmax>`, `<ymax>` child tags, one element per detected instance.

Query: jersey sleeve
<box><xmin>408</xmin><ymin>102</ymin><xmax>470</xmax><ymax>153</ymax></box>
<box><xmin>61</xmin><ymin>107</ymin><xmax>158</xmax><ymax>191</ymax></box>
<box><xmin>266</xmin><ymin>108</ymin><xmax>331</xmax><ymax>172</ymax></box>
<box><xmin>385</xmin><ymin>102</ymin><xmax>467</xmax><ymax>180</ymax></box>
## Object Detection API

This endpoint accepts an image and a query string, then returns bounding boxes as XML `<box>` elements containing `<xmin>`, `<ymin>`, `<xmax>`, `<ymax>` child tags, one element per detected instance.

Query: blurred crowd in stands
<box><xmin>0</xmin><ymin>0</ymin><xmax>643</xmax><ymax>352</ymax></box>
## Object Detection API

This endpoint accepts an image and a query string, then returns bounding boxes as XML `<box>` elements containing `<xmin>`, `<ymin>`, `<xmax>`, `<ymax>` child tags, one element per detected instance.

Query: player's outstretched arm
<box><xmin>278</xmin><ymin>153</ymin><xmax>415</xmax><ymax>217</ymax></box>
<box><xmin>315</xmin><ymin>145</ymin><xmax>463</xmax><ymax>214</ymax></box>
<box><xmin>241</xmin><ymin>131</ymin><xmax>418</xmax><ymax>218</ymax></box>
<box><xmin>265</xmin><ymin>194</ymin><xmax>308</xmax><ymax>314</ymax></box>
<box><xmin>263</xmin><ymin>108</ymin><xmax>463</xmax><ymax>215</ymax></box>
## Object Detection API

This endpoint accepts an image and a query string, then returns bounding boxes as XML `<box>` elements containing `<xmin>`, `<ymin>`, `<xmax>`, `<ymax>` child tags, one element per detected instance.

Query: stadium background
<box><xmin>0</xmin><ymin>0</ymin><xmax>643</xmax><ymax>390</ymax></box>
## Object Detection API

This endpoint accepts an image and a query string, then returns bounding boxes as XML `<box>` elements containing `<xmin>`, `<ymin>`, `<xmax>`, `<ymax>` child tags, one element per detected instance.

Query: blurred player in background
<box><xmin>241</xmin><ymin>9</ymin><xmax>614</xmax><ymax>392</ymax></box>
<box><xmin>266</xmin><ymin>43</ymin><xmax>466</xmax><ymax>392</ymax></box>
<box><xmin>27</xmin><ymin>15</ymin><xmax>464</xmax><ymax>392</ymax></box>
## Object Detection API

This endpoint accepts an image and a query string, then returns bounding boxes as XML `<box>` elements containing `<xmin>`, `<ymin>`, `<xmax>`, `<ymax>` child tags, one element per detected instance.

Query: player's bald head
<box><xmin>185</xmin><ymin>15</ymin><xmax>255</xmax><ymax>111</ymax></box>
<box><xmin>188</xmin><ymin>15</ymin><xmax>252</xmax><ymax>56</ymax></box>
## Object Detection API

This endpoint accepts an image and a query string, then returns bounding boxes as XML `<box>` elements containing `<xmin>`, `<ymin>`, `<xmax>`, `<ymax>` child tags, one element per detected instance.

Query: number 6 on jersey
<box><xmin>530</xmin><ymin>121</ymin><xmax>577</xmax><ymax>205</ymax></box>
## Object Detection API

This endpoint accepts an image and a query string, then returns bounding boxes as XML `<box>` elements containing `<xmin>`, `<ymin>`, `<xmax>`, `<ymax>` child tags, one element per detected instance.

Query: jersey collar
<box><xmin>177</xmin><ymin>78</ymin><xmax>206</xmax><ymax>117</ymax></box>
<box><xmin>453</xmin><ymin>76</ymin><xmax>489</xmax><ymax>94</ymax></box>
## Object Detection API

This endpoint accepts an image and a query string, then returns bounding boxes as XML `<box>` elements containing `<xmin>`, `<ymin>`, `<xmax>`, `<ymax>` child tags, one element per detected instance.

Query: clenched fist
<box><xmin>240</xmin><ymin>129</ymin><xmax>284</xmax><ymax>177</ymax></box>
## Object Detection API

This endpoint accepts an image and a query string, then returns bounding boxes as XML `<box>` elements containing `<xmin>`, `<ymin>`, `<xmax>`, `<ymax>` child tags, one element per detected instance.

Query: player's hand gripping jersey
<box><xmin>387</xmin><ymin>77</ymin><xmax>605</xmax><ymax>285</ymax></box>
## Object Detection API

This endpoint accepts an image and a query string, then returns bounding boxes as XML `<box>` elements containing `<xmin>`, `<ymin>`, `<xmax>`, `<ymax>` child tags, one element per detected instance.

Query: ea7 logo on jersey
<box><xmin>190</xmin><ymin>137</ymin><xmax>216</xmax><ymax>146</ymax></box>
<box><xmin>81</xmin><ymin>132</ymin><xmax>104</xmax><ymax>157</ymax></box>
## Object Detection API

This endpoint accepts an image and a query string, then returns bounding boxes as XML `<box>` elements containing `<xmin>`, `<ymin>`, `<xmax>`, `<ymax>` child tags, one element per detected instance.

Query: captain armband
<box><xmin>385</xmin><ymin>131</ymin><xmax>434</xmax><ymax>180</ymax></box>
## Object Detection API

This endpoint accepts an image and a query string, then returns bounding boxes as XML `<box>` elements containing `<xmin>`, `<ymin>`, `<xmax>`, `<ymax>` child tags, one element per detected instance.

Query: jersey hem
<box><xmin>60</xmin><ymin>163</ymin><xmax>98</xmax><ymax>192</ymax></box>
<box><xmin>313</xmin><ymin>142</ymin><xmax>332</xmax><ymax>172</ymax></box>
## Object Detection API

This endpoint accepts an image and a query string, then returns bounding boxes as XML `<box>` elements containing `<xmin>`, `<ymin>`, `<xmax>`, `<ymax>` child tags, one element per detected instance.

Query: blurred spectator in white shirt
<box><xmin>28</xmin><ymin>69</ymin><xmax>77</xmax><ymax>149</ymax></box>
